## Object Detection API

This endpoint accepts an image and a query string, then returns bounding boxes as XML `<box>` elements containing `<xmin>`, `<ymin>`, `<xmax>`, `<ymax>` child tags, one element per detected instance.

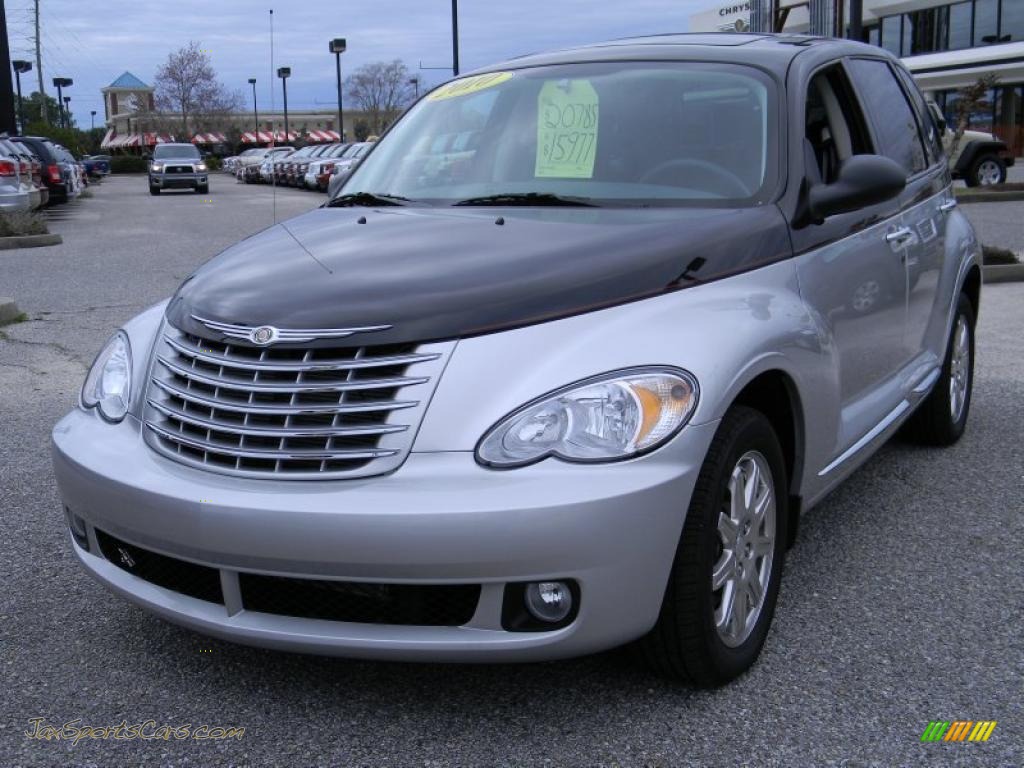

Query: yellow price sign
<box><xmin>535</xmin><ymin>80</ymin><xmax>599</xmax><ymax>179</ymax></box>
<box><xmin>428</xmin><ymin>71</ymin><xmax>514</xmax><ymax>101</ymax></box>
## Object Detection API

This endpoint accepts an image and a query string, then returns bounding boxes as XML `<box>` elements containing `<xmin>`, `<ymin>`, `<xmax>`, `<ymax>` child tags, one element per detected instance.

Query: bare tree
<box><xmin>345</xmin><ymin>60</ymin><xmax>414</xmax><ymax>134</ymax></box>
<box><xmin>154</xmin><ymin>42</ymin><xmax>243</xmax><ymax>135</ymax></box>
<box><xmin>948</xmin><ymin>73</ymin><xmax>1000</xmax><ymax>160</ymax></box>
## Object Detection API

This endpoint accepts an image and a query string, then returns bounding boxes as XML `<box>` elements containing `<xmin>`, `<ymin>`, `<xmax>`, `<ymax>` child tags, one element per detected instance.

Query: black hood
<box><xmin>167</xmin><ymin>204</ymin><xmax>791</xmax><ymax>347</ymax></box>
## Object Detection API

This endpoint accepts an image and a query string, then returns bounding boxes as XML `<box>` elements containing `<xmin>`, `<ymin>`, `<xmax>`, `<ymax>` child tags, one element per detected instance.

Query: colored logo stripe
<box><xmin>921</xmin><ymin>721</ymin><xmax>996</xmax><ymax>742</ymax></box>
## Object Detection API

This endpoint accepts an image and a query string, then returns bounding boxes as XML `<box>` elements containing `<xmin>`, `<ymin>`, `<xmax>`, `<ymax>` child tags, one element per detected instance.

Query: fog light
<box><xmin>65</xmin><ymin>506</ymin><xmax>89</xmax><ymax>551</ymax></box>
<box><xmin>524</xmin><ymin>581</ymin><xmax>572</xmax><ymax>623</ymax></box>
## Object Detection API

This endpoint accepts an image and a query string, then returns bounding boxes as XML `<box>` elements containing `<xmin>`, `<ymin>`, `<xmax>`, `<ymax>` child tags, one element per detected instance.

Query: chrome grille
<box><xmin>143</xmin><ymin>322</ymin><xmax>452</xmax><ymax>479</ymax></box>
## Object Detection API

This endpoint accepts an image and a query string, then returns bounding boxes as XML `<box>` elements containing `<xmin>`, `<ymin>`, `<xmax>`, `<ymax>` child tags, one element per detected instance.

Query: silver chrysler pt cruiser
<box><xmin>53</xmin><ymin>34</ymin><xmax>980</xmax><ymax>686</ymax></box>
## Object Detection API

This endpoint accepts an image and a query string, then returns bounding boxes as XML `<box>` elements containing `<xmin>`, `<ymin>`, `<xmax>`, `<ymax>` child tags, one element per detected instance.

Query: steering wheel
<box><xmin>639</xmin><ymin>158</ymin><xmax>750</xmax><ymax>198</ymax></box>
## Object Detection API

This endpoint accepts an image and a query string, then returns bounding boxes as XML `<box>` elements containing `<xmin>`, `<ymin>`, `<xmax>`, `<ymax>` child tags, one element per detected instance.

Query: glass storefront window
<box><xmin>1002</xmin><ymin>0</ymin><xmax>1024</xmax><ymax>42</ymax></box>
<box><xmin>907</xmin><ymin>7</ymin><xmax>950</xmax><ymax>55</ymax></box>
<box><xmin>973</xmin><ymin>0</ymin><xmax>998</xmax><ymax>44</ymax></box>
<box><xmin>881</xmin><ymin>15</ymin><xmax>902</xmax><ymax>55</ymax></box>
<box><xmin>948</xmin><ymin>2</ymin><xmax>973</xmax><ymax>50</ymax></box>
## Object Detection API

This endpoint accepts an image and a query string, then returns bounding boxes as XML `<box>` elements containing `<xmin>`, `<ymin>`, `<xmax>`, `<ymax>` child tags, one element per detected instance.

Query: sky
<box><xmin>5</xmin><ymin>0</ymin><xmax>712</xmax><ymax>128</ymax></box>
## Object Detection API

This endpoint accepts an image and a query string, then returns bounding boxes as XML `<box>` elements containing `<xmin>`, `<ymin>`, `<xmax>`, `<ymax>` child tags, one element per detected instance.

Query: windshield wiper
<box><xmin>452</xmin><ymin>192</ymin><xmax>598</xmax><ymax>207</ymax></box>
<box><xmin>326</xmin><ymin>191</ymin><xmax>412</xmax><ymax>208</ymax></box>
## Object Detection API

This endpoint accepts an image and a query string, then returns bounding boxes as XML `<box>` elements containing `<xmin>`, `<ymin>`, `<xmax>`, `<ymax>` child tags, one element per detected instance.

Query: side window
<box><xmin>845</xmin><ymin>58</ymin><xmax>927</xmax><ymax>175</ymax></box>
<box><xmin>804</xmin><ymin>64</ymin><xmax>873</xmax><ymax>185</ymax></box>
<box><xmin>893</xmin><ymin>65</ymin><xmax>943</xmax><ymax>164</ymax></box>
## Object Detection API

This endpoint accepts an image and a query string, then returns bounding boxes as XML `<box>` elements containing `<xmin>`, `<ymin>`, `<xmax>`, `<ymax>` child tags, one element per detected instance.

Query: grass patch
<box><xmin>0</xmin><ymin>211</ymin><xmax>49</xmax><ymax>237</ymax></box>
<box><xmin>78</xmin><ymin>189</ymin><xmax>94</xmax><ymax>199</ymax></box>
<box><xmin>983</xmin><ymin>245</ymin><xmax>1021</xmax><ymax>265</ymax></box>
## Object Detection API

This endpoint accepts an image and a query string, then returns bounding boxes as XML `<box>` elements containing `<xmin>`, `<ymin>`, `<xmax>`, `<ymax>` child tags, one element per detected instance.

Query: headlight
<box><xmin>150</xmin><ymin>163</ymin><xmax>163</xmax><ymax>172</ymax></box>
<box><xmin>476</xmin><ymin>367</ymin><xmax>698</xmax><ymax>468</ymax></box>
<box><xmin>196</xmin><ymin>162</ymin><xmax>207</xmax><ymax>171</ymax></box>
<box><xmin>81</xmin><ymin>331</ymin><xmax>133</xmax><ymax>422</ymax></box>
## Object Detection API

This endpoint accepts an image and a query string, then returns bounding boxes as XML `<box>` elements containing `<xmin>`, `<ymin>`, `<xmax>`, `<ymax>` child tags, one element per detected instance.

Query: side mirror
<box><xmin>807</xmin><ymin>154</ymin><xmax>906</xmax><ymax>223</ymax></box>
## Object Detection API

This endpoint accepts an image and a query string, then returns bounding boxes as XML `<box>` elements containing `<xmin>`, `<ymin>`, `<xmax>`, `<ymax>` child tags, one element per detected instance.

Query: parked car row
<box><xmin>221</xmin><ymin>141</ymin><xmax>374</xmax><ymax>194</ymax></box>
<box><xmin>0</xmin><ymin>135</ymin><xmax>97</xmax><ymax>213</ymax></box>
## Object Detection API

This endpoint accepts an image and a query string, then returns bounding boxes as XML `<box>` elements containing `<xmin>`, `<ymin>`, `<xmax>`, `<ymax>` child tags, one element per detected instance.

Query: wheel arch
<box><xmin>954</xmin><ymin>140</ymin><xmax>1008</xmax><ymax>175</ymax></box>
<box><xmin>728</xmin><ymin>368</ymin><xmax>806</xmax><ymax>548</ymax></box>
<box><xmin>961</xmin><ymin>263</ymin><xmax>981</xmax><ymax>322</ymax></box>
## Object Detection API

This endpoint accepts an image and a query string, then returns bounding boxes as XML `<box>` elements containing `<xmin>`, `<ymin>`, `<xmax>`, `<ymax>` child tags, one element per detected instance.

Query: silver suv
<box><xmin>52</xmin><ymin>34</ymin><xmax>980</xmax><ymax>686</ymax></box>
<box><xmin>148</xmin><ymin>143</ymin><xmax>208</xmax><ymax>195</ymax></box>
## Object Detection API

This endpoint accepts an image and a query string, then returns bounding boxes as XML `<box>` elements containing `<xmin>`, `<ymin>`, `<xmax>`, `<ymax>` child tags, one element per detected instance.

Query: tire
<box><xmin>149</xmin><ymin>186</ymin><xmax>160</xmax><ymax>196</ymax></box>
<box><xmin>901</xmin><ymin>293</ymin><xmax>975</xmax><ymax>446</ymax></box>
<box><xmin>640</xmin><ymin>406</ymin><xmax>788</xmax><ymax>686</ymax></box>
<box><xmin>197</xmin><ymin>184</ymin><xmax>209</xmax><ymax>194</ymax></box>
<box><xmin>966</xmin><ymin>154</ymin><xmax>1006</xmax><ymax>187</ymax></box>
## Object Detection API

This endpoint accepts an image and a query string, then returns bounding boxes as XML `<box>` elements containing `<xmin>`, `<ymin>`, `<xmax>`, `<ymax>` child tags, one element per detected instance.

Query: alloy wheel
<box><xmin>977</xmin><ymin>159</ymin><xmax>1002</xmax><ymax>186</ymax></box>
<box><xmin>713</xmin><ymin>450</ymin><xmax>776</xmax><ymax>648</ymax></box>
<box><xmin>949</xmin><ymin>315</ymin><xmax>971</xmax><ymax>422</ymax></box>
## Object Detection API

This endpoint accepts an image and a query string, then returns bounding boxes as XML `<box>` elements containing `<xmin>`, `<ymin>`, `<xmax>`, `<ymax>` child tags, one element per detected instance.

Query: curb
<box><xmin>0</xmin><ymin>298</ymin><xmax>22</xmax><ymax>326</ymax></box>
<box><xmin>955</xmin><ymin>191</ymin><xmax>1024</xmax><ymax>204</ymax></box>
<box><xmin>983</xmin><ymin>264</ymin><xmax>1024</xmax><ymax>283</ymax></box>
<box><xmin>0</xmin><ymin>233</ymin><xmax>63</xmax><ymax>250</ymax></box>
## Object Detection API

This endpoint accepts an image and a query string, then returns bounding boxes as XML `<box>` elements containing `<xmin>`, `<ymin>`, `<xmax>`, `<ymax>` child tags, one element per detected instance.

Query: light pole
<box><xmin>63</xmin><ymin>95</ymin><xmax>71</xmax><ymax>127</ymax></box>
<box><xmin>248</xmin><ymin>78</ymin><xmax>258</xmax><ymax>139</ymax></box>
<box><xmin>451</xmin><ymin>0</ymin><xmax>460</xmax><ymax>76</ymax></box>
<box><xmin>90</xmin><ymin>110</ymin><xmax>96</xmax><ymax>130</ymax></box>
<box><xmin>52</xmin><ymin>77</ymin><xmax>72</xmax><ymax>128</ymax></box>
<box><xmin>12</xmin><ymin>60</ymin><xmax>32</xmax><ymax>134</ymax></box>
<box><xmin>329</xmin><ymin>39</ymin><xmax>346</xmax><ymax>141</ymax></box>
<box><xmin>277</xmin><ymin>67</ymin><xmax>291</xmax><ymax>142</ymax></box>
<box><xmin>409</xmin><ymin>76</ymin><xmax>420</xmax><ymax>100</ymax></box>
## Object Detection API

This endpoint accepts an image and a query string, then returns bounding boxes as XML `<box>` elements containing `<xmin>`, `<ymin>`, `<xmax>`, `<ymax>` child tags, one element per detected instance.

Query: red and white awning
<box><xmin>307</xmin><ymin>129</ymin><xmax>341</xmax><ymax>142</ymax></box>
<box><xmin>241</xmin><ymin>130</ymin><xmax>300</xmax><ymax>144</ymax></box>
<box><xmin>101</xmin><ymin>132</ymin><xmax>176</xmax><ymax>148</ymax></box>
<box><xmin>192</xmin><ymin>132</ymin><xmax>227</xmax><ymax>144</ymax></box>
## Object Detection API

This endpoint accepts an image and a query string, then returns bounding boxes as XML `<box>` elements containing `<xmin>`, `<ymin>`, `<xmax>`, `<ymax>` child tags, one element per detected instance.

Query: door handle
<box><xmin>939</xmin><ymin>199</ymin><xmax>957</xmax><ymax>213</ymax></box>
<box><xmin>885</xmin><ymin>227</ymin><xmax>914</xmax><ymax>245</ymax></box>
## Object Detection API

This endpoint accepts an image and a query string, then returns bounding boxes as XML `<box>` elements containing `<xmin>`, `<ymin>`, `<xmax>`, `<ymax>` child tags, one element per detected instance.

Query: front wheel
<box><xmin>640</xmin><ymin>406</ymin><xmax>788</xmax><ymax>686</ymax></box>
<box><xmin>197</xmin><ymin>184</ymin><xmax>209</xmax><ymax>194</ymax></box>
<box><xmin>149</xmin><ymin>186</ymin><xmax>160</xmax><ymax>196</ymax></box>
<box><xmin>901</xmin><ymin>293</ymin><xmax>975</xmax><ymax>445</ymax></box>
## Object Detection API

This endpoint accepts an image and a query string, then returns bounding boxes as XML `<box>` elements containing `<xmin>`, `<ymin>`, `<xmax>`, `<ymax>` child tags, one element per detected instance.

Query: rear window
<box><xmin>845</xmin><ymin>58</ymin><xmax>927</xmax><ymax>175</ymax></box>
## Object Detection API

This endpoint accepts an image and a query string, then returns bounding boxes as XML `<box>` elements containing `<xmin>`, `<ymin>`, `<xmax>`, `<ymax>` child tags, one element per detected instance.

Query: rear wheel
<box><xmin>901</xmin><ymin>292</ymin><xmax>975</xmax><ymax>445</ymax></box>
<box><xmin>966</xmin><ymin>154</ymin><xmax>1006</xmax><ymax>187</ymax></box>
<box><xmin>640</xmin><ymin>406</ymin><xmax>788</xmax><ymax>686</ymax></box>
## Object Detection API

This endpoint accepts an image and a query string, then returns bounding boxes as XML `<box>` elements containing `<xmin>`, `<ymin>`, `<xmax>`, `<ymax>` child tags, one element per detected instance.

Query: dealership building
<box><xmin>689</xmin><ymin>0</ymin><xmax>1024</xmax><ymax>155</ymax></box>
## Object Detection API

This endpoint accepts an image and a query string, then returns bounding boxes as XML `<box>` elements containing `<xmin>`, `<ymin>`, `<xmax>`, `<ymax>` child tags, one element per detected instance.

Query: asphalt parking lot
<box><xmin>1</xmin><ymin>175</ymin><xmax>1022</xmax><ymax>767</ymax></box>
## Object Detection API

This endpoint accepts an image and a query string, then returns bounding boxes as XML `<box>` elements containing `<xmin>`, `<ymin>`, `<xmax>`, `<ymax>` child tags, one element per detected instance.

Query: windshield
<box><xmin>343</xmin><ymin>61</ymin><xmax>776</xmax><ymax>207</ymax></box>
<box><xmin>153</xmin><ymin>144</ymin><xmax>200</xmax><ymax>159</ymax></box>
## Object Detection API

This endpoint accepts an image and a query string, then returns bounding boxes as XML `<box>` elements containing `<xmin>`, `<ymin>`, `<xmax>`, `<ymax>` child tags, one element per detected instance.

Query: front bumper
<box><xmin>52</xmin><ymin>407</ymin><xmax>715</xmax><ymax>662</ymax></box>
<box><xmin>150</xmin><ymin>173</ymin><xmax>207</xmax><ymax>190</ymax></box>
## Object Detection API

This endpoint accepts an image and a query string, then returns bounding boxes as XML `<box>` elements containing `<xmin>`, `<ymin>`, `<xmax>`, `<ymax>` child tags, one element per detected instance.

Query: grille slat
<box><xmin>144</xmin><ymin>323</ymin><xmax>450</xmax><ymax>479</ymax></box>
<box><xmin>157</xmin><ymin>355</ymin><xmax>429</xmax><ymax>393</ymax></box>
<box><xmin>164</xmin><ymin>334</ymin><xmax>440</xmax><ymax>373</ymax></box>
<box><xmin>147</xmin><ymin>398</ymin><xmax>408</xmax><ymax>439</ymax></box>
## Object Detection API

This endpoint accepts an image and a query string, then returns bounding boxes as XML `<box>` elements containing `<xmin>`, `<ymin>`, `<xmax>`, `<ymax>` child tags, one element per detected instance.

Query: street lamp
<box><xmin>52</xmin><ymin>77</ymin><xmax>72</xmax><ymax>128</ymax></box>
<box><xmin>329</xmin><ymin>39</ymin><xmax>346</xmax><ymax>142</ymax></box>
<box><xmin>63</xmin><ymin>96</ymin><xmax>71</xmax><ymax>127</ymax></box>
<box><xmin>451</xmin><ymin>0</ymin><xmax>460</xmax><ymax>76</ymax></box>
<box><xmin>90</xmin><ymin>110</ymin><xmax>96</xmax><ymax>131</ymax></box>
<box><xmin>248</xmin><ymin>78</ymin><xmax>258</xmax><ymax>140</ymax></box>
<box><xmin>276</xmin><ymin>67</ymin><xmax>291</xmax><ymax>142</ymax></box>
<box><xmin>409</xmin><ymin>76</ymin><xmax>420</xmax><ymax>100</ymax></box>
<box><xmin>12</xmin><ymin>60</ymin><xmax>32</xmax><ymax>135</ymax></box>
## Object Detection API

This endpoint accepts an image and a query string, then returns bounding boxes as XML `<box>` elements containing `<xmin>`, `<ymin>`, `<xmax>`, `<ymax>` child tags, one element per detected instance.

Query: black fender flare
<box><xmin>954</xmin><ymin>140</ymin><xmax>1009</xmax><ymax>175</ymax></box>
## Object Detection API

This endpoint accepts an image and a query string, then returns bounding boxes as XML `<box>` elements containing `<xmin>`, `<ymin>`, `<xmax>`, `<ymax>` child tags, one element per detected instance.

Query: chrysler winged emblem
<box><xmin>249</xmin><ymin>326</ymin><xmax>278</xmax><ymax>345</ymax></box>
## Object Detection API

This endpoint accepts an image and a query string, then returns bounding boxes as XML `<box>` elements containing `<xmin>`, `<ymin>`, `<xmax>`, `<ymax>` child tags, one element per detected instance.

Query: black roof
<box><xmin>474</xmin><ymin>33</ymin><xmax>894</xmax><ymax>78</ymax></box>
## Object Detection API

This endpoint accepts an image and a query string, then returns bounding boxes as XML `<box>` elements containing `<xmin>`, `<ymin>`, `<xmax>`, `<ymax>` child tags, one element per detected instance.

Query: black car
<box><xmin>10</xmin><ymin>136</ymin><xmax>79</xmax><ymax>204</ymax></box>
